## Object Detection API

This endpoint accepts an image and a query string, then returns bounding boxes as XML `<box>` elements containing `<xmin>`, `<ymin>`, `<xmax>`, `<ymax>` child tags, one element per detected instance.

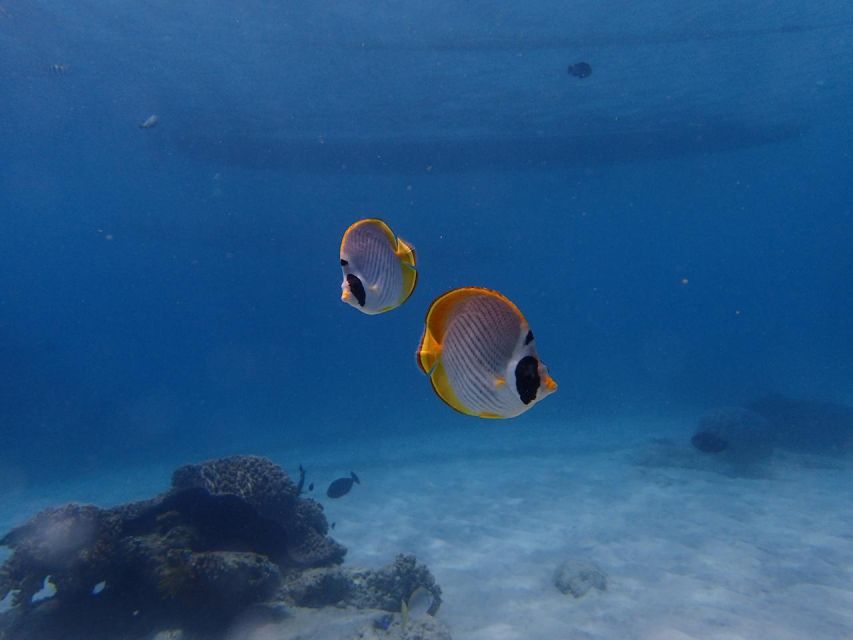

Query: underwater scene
<box><xmin>1</xmin><ymin>1</ymin><xmax>853</xmax><ymax>639</ymax></box>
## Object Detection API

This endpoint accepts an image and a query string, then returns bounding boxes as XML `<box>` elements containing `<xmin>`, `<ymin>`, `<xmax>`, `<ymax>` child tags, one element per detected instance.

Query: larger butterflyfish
<box><xmin>417</xmin><ymin>287</ymin><xmax>557</xmax><ymax>418</ymax></box>
<box><xmin>340</xmin><ymin>218</ymin><xmax>417</xmax><ymax>314</ymax></box>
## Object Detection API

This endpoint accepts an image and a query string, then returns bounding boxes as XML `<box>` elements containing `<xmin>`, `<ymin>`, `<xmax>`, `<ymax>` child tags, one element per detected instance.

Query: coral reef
<box><xmin>279</xmin><ymin>554</ymin><xmax>442</xmax><ymax>615</ymax></box>
<box><xmin>0</xmin><ymin>456</ymin><xmax>445</xmax><ymax>640</ymax></box>
<box><xmin>172</xmin><ymin>456</ymin><xmax>345</xmax><ymax>567</ymax></box>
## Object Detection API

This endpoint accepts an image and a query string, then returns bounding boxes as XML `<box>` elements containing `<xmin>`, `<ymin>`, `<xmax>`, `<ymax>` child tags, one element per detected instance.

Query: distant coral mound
<box><xmin>0</xmin><ymin>456</ymin><xmax>446</xmax><ymax>640</ymax></box>
<box><xmin>746</xmin><ymin>394</ymin><xmax>853</xmax><ymax>454</ymax></box>
<box><xmin>692</xmin><ymin>406</ymin><xmax>772</xmax><ymax>464</ymax></box>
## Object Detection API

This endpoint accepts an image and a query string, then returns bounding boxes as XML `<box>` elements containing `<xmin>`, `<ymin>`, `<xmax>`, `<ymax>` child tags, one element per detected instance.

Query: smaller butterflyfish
<box><xmin>139</xmin><ymin>114</ymin><xmax>159</xmax><ymax>129</ymax></box>
<box><xmin>404</xmin><ymin>586</ymin><xmax>437</xmax><ymax>621</ymax></box>
<box><xmin>340</xmin><ymin>218</ymin><xmax>417</xmax><ymax>314</ymax></box>
<box><xmin>417</xmin><ymin>287</ymin><xmax>557</xmax><ymax>419</ymax></box>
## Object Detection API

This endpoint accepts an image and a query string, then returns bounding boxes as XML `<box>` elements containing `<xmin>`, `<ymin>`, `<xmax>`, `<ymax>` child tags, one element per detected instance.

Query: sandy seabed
<box><xmin>2</xmin><ymin>417</ymin><xmax>852</xmax><ymax>640</ymax></box>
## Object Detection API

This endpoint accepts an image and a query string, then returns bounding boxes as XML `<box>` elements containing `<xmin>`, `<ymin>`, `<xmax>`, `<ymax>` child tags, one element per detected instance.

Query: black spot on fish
<box><xmin>340</xmin><ymin>259</ymin><xmax>348</xmax><ymax>266</ymax></box>
<box><xmin>524</xmin><ymin>330</ymin><xmax>534</xmax><ymax>345</ymax></box>
<box><xmin>515</xmin><ymin>356</ymin><xmax>541</xmax><ymax>405</ymax></box>
<box><xmin>327</xmin><ymin>471</ymin><xmax>360</xmax><ymax>499</ymax></box>
<box><xmin>346</xmin><ymin>273</ymin><xmax>366</xmax><ymax>307</ymax></box>
<box><xmin>691</xmin><ymin>431</ymin><xmax>728</xmax><ymax>454</ymax></box>
<box><xmin>568</xmin><ymin>61</ymin><xmax>592</xmax><ymax>78</ymax></box>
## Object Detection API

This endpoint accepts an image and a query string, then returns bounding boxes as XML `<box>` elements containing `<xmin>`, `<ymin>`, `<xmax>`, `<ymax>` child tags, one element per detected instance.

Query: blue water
<box><xmin>1</xmin><ymin>0</ymin><xmax>852</xmax><ymax>550</ymax></box>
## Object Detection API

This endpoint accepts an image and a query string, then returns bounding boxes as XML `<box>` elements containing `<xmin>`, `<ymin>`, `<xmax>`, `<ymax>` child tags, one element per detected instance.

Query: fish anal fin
<box><xmin>429</xmin><ymin>360</ymin><xmax>476</xmax><ymax>416</ymax></box>
<box><xmin>478</xmin><ymin>411</ymin><xmax>504</xmax><ymax>419</ymax></box>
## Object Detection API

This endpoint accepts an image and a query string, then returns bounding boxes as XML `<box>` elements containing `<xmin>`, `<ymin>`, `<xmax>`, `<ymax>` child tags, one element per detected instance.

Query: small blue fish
<box><xmin>326</xmin><ymin>471</ymin><xmax>360</xmax><ymax>498</ymax></box>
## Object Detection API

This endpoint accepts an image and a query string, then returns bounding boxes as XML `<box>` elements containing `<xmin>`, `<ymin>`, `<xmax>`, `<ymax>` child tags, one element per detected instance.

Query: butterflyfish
<box><xmin>340</xmin><ymin>218</ymin><xmax>417</xmax><ymax>314</ymax></box>
<box><xmin>417</xmin><ymin>287</ymin><xmax>557</xmax><ymax>418</ymax></box>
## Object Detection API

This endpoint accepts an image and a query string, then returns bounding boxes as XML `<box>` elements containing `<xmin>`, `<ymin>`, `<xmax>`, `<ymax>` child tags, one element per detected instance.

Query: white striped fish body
<box><xmin>340</xmin><ymin>219</ymin><xmax>417</xmax><ymax>314</ymax></box>
<box><xmin>418</xmin><ymin>287</ymin><xmax>557</xmax><ymax>418</ymax></box>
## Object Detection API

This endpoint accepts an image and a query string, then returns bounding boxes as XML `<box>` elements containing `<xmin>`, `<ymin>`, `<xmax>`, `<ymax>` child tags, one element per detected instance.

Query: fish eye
<box><xmin>346</xmin><ymin>273</ymin><xmax>366</xmax><ymax>307</ymax></box>
<box><xmin>514</xmin><ymin>355</ymin><xmax>541</xmax><ymax>405</ymax></box>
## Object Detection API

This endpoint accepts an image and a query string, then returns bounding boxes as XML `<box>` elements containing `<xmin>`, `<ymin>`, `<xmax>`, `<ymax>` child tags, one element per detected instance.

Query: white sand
<box><xmin>2</xmin><ymin>417</ymin><xmax>852</xmax><ymax>639</ymax></box>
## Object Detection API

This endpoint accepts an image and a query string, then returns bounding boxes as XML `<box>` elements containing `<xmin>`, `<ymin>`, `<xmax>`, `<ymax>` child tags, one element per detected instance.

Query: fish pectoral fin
<box><xmin>493</xmin><ymin>376</ymin><xmax>506</xmax><ymax>387</ymax></box>
<box><xmin>416</xmin><ymin>331</ymin><xmax>441</xmax><ymax>375</ymax></box>
<box><xmin>369</xmin><ymin>284</ymin><xmax>380</xmax><ymax>292</ymax></box>
<box><xmin>399</xmin><ymin>260</ymin><xmax>418</xmax><ymax>305</ymax></box>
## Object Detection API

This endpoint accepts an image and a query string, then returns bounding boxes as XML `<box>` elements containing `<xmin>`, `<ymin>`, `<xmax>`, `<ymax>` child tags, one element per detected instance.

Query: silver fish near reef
<box><xmin>400</xmin><ymin>587</ymin><xmax>439</xmax><ymax>630</ymax></box>
<box><xmin>340</xmin><ymin>218</ymin><xmax>417</xmax><ymax>314</ymax></box>
<box><xmin>417</xmin><ymin>287</ymin><xmax>557</xmax><ymax>419</ymax></box>
<box><xmin>139</xmin><ymin>114</ymin><xmax>159</xmax><ymax>129</ymax></box>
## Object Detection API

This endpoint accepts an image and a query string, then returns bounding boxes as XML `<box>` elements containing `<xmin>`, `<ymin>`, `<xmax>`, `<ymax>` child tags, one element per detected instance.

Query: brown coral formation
<box><xmin>0</xmin><ymin>456</ymin><xmax>444</xmax><ymax>640</ymax></box>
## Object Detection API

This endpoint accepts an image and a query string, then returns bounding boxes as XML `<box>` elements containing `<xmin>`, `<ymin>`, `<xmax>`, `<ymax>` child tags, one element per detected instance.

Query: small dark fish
<box><xmin>326</xmin><ymin>471</ymin><xmax>360</xmax><ymax>499</ymax></box>
<box><xmin>296</xmin><ymin>464</ymin><xmax>306</xmax><ymax>495</ymax></box>
<box><xmin>331</xmin><ymin>522</ymin><xmax>336</xmax><ymax>529</ymax></box>
<box><xmin>691</xmin><ymin>431</ymin><xmax>728</xmax><ymax>454</ymax></box>
<box><xmin>308</xmin><ymin>482</ymin><xmax>314</xmax><ymax>492</ymax></box>
<box><xmin>567</xmin><ymin>61</ymin><xmax>592</xmax><ymax>78</ymax></box>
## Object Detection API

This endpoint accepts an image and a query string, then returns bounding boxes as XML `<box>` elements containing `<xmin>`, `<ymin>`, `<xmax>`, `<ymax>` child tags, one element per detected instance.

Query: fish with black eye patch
<box><xmin>567</xmin><ymin>61</ymin><xmax>592</xmax><ymax>78</ymax></box>
<box><xmin>327</xmin><ymin>471</ymin><xmax>360</xmax><ymax>498</ymax></box>
<box><xmin>339</xmin><ymin>219</ymin><xmax>417</xmax><ymax>314</ymax></box>
<box><xmin>416</xmin><ymin>287</ymin><xmax>557</xmax><ymax>419</ymax></box>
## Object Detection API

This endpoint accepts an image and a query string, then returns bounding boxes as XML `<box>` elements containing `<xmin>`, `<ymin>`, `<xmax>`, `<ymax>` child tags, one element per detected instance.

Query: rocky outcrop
<box><xmin>279</xmin><ymin>554</ymin><xmax>442</xmax><ymax>615</ymax></box>
<box><xmin>0</xmin><ymin>456</ymin><xmax>444</xmax><ymax>640</ymax></box>
<box><xmin>553</xmin><ymin>558</ymin><xmax>607</xmax><ymax>598</ymax></box>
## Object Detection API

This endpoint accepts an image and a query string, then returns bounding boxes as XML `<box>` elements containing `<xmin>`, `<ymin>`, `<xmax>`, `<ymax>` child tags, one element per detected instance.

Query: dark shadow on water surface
<box><xmin>171</xmin><ymin>117</ymin><xmax>806</xmax><ymax>173</ymax></box>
